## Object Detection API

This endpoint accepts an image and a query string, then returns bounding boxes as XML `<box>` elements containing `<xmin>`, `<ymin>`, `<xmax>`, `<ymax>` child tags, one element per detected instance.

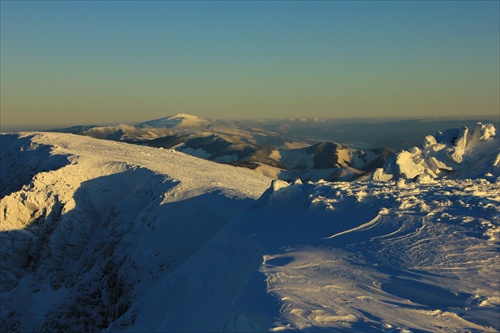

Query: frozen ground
<box><xmin>1</xmin><ymin>128</ymin><xmax>499</xmax><ymax>332</ymax></box>
<box><xmin>0</xmin><ymin>132</ymin><xmax>271</xmax><ymax>331</ymax></box>
<box><xmin>110</xmin><ymin>178</ymin><xmax>499</xmax><ymax>332</ymax></box>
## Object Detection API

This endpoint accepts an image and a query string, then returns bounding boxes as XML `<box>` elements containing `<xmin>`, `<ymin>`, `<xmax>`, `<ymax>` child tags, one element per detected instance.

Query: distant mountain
<box><xmin>1</xmin><ymin>131</ymin><xmax>498</xmax><ymax>332</ymax></box>
<box><xmin>51</xmin><ymin>114</ymin><xmax>395</xmax><ymax>182</ymax></box>
<box><xmin>138</xmin><ymin>132</ymin><xmax>394</xmax><ymax>181</ymax></box>
<box><xmin>53</xmin><ymin>114</ymin><xmax>286</xmax><ymax>146</ymax></box>
<box><xmin>50</xmin><ymin>115</ymin><xmax>499</xmax><ymax>182</ymax></box>
<box><xmin>229</xmin><ymin>116</ymin><xmax>500</xmax><ymax>150</ymax></box>
<box><xmin>137</xmin><ymin>113</ymin><xmax>210</xmax><ymax>129</ymax></box>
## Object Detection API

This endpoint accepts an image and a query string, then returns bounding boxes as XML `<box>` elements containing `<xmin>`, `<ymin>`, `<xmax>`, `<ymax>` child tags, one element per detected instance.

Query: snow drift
<box><xmin>110</xmin><ymin>177</ymin><xmax>500</xmax><ymax>332</ymax></box>
<box><xmin>374</xmin><ymin>122</ymin><xmax>499</xmax><ymax>181</ymax></box>
<box><xmin>1</xmin><ymin>128</ymin><xmax>499</xmax><ymax>332</ymax></box>
<box><xmin>0</xmin><ymin>132</ymin><xmax>270</xmax><ymax>331</ymax></box>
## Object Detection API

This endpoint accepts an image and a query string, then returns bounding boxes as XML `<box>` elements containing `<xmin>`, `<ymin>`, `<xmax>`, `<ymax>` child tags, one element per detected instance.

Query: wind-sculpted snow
<box><xmin>252</xmin><ymin>178</ymin><xmax>500</xmax><ymax>332</ymax></box>
<box><xmin>0</xmin><ymin>134</ymin><xmax>71</xmax><ymax>198</ymax></box>
<box><xmin>374</xmin><ymin>123</ymin><xmax>499</xmax><ymax>181</ymax></box>
<box><xmin>1</xmin><ymin>132</ymin><xmax>499</xmax><ymax>332</ymax></box>
<box><xmin>0</xmin><ymin>132</ymin><xmax>271</xmax><ymax>332</ymax></box>
<box><xmin>110</xmin><ymin>177</ymin><xmax>499</xmax><ymax>332</ymax></box>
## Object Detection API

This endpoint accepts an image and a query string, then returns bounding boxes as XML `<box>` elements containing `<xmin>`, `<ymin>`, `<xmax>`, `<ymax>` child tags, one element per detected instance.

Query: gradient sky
<box><xmin>1</xmin><ymin>1</ymin><xmax>499</xmax><ymax>129</ymax></box>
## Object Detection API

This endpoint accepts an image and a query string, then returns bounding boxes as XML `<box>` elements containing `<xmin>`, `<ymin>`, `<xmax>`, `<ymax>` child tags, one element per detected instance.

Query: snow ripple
<box><xmin>257</xmin><ymin>178</ymin><xmax>500</xmax><ymax>332</ymax></box>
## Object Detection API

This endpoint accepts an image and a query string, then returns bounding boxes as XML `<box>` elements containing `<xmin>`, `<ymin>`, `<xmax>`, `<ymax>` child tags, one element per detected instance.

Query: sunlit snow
<box><xmin>1</xmin><ymin>126</ymin><xmax>499</xmax><ymax>332</ymax></box>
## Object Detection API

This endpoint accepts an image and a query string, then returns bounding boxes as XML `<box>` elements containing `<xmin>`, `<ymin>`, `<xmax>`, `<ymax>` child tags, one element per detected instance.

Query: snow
<box><xmin>176</xmin><ymin>145</ymin><xmax>213</xmax><ymax>159</ymax></box>
<box><xmin>176</xmin><ymin>145</ymin><xmax>240</xmax><ymax>163</ymax></box>
<box><xmin>251</xmin><ymin>179</ymin><xmax>499</xmax><ymax>331</ymax></box>
<box><xmin>1</xmin><ymin>128</ymin><xmax>499</xmax><ymax>332</ymax></box>
<box><xmin>275</xmin><ymin>143</ymin><xmax>390</xmax><ymax>182</ymax></box>
<box><xmin>0</xmin><ymin>132</ymin><xmax>271</xmax><ymax>331</ymax></box>
<box><xmin>139</xmin><ymin>113</ymin><xmax>209</xmax><ymax>129</ymax></box>
<box><xmin>279</xmin><ymin>149</ymin><xmax>315</xmax><ymax>169</ymax></box>
<box><xmin>104</xmin><ymin>177</ymin><xmax>500</xmax><ymax>332</ymax></box>
<box><xmin>252</xmin><ymin>163</ymin><xmax>284</xmax><ymax>179</ymax></box>
<box><xmin>375</xmin><ymin>123</ymin><xmax>499</xmax><ymax>181</ymax></box>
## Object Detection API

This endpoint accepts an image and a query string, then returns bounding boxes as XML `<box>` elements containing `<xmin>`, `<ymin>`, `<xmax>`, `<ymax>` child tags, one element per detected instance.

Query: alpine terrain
<box><xmin>1</xmin><ymin>122</ymin><xmax>499</xmax><ymax>332</ymax></box>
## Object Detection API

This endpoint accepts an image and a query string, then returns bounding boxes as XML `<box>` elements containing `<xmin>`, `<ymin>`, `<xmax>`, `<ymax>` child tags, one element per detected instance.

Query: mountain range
<box><xmin>1</xmin><ymin>119</ymin><xmax>499</xmax><ymax>332</ymax></box>
<box><xmin>51</xmin><ymin>114</ymin><xmax>499</xmax><ymax>182</ymax></box>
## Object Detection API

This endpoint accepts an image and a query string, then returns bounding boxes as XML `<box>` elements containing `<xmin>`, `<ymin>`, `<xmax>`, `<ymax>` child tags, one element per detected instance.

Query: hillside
<box><xmin>111</xmin><ymin>178</ymin><xmax>500</xmax><ymax>332</ymax></box>
<box><xmin>1</xmin><ymin>130</ymin><xmax>499</xmax><ymax>332</ymax></box>
<box><xmin>53</xmin><ymin>114</ymin><xmax>397</xmax><ymax>182</ymax></box>
<box><xmin>51</xmin><ymin>115</ymin><xmax>499</xmax><ymax>183</ymax></box>
<box><xmin>0</xmin><ymin>132</ymin><xmax>271</xmax><ymax>331</ymax></box>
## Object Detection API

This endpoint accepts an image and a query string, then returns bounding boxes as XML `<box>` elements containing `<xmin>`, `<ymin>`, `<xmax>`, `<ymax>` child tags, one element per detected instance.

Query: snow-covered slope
<box><xmin>81</xmin><ymin>123</ymin><xmax>171</xmax><ymax>141</ymax></box>
<box><xmin>137</xmin><ymin>131</ymin><xmax>393</xmax><ymax>182</ymax></box>
<box><xmin>110</xmin><ymin>178</ymin><xmax>500</xmax><ymax>332</ymax></box>
<box><xmin>57</xmin><ymin>113</ymin><xmax>282</xmax><ymax>146</ymax></box>
<box><xmin>1</xmin><ymin>130</ymin><xmax>499</xmax><ymax>332</ymax></box>
<box><xmin>278</xmin><ymin>143</ymin><xmax>393</xmax><ymax>181</ymax></box>
<box><xmin>50</xmin><ymin>114</ymin><xmax>396</xmax><ymax>181</ymax></box>
<box><xmin>374</xmin><ymin>123</ymin><xmax>499</xmax><ymax>181</ymax></box>
<box><xmin>139</xmin><ymin>113</ymin><xmax>210</xmax><ymax>129</ymax></box>
<box><xmin>0</xmin><ymin>132</ymin><xmax>271</xmax><ymax>332</ymax></box>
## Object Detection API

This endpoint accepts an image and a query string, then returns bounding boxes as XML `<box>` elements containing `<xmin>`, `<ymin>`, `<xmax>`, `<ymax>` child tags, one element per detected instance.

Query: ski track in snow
<box><xmin>1</xmin><ymin>131</ymin><xmax>499</xmax><ymax>332</ymax></box>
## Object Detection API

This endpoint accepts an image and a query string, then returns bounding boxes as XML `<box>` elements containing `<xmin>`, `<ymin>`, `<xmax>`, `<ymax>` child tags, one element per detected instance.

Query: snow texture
<box><xmin>374</xmin><ymin>123</ymin><xmax>499</xmax><ymax>181</ymax></box>
<box><xmin>1</xmin><ymin>129</ymin><xmax>499</xmax><ymax>332</ymax></box>
<box><xmin>0</xmin><ymin>132</ymin><xmax>270</xmax><ymax>332</ymax></box>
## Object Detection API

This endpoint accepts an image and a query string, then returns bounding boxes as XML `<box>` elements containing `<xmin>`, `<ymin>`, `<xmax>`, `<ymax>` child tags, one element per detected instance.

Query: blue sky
<box><xmin>1</xmin><ymin>1</ymin><xmax>499</xmax><ymax>129</ymax></box>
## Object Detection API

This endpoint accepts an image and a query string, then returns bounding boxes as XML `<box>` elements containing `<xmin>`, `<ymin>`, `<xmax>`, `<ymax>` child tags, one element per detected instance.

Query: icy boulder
<box><xmin>374</xmin><ymin>123</ymin><xmax>499</xmax><ymax>181</ymax></box>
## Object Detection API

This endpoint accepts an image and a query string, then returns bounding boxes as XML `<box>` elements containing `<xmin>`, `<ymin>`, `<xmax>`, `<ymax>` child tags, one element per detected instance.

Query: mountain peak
<box><xmin>139</xmin><ymin>114</ymin><xmax>208</xmax><ymax>128</ymax></box>
<box><xmin>160</xmin><ymin>113</ymin><xmax>202</xmax><ymax>121</ymax></box>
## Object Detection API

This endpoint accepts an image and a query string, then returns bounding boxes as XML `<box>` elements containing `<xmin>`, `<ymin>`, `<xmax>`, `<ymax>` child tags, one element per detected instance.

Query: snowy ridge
<box><xmin>275</xmin><ymin>143</ymin><xmax>392</xmax><ymax>182</ymax></box>
<box><xmin>110</xmin><ymin>177</ymin><xmax>499</xmax><ymax>332</ymax></box>
<box><xmin>138</xmin><ymin>113</ymin><xmax>210</xmax><ymax>129</ymax></box>
<box><xmin>49</xmin><ymin>114</ymin><xmax>395</xmax><ymax>182</ymax></box>
<box><xmin>0</xmin><ymin>132</ymin><xmax>271</xmax><ymax>331</ymax></box>
<box><xmin>374</xmin><ymin>123</ymin><xmax>499</xmax><ymax>181</ymax></box>
<box><xmin>81</xmin><ymin>124</ymin><xmax>171</xmax><ymax>141</ymax></box>
<box><xmin>1</xmin><ymin>130</ymin><xmax>499</xmax><ymax>332</ymax></box>
<box><xmin>68</xmin><ymin>115</ymin><xmax>212</xmax><ymax>142</ymax></box>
